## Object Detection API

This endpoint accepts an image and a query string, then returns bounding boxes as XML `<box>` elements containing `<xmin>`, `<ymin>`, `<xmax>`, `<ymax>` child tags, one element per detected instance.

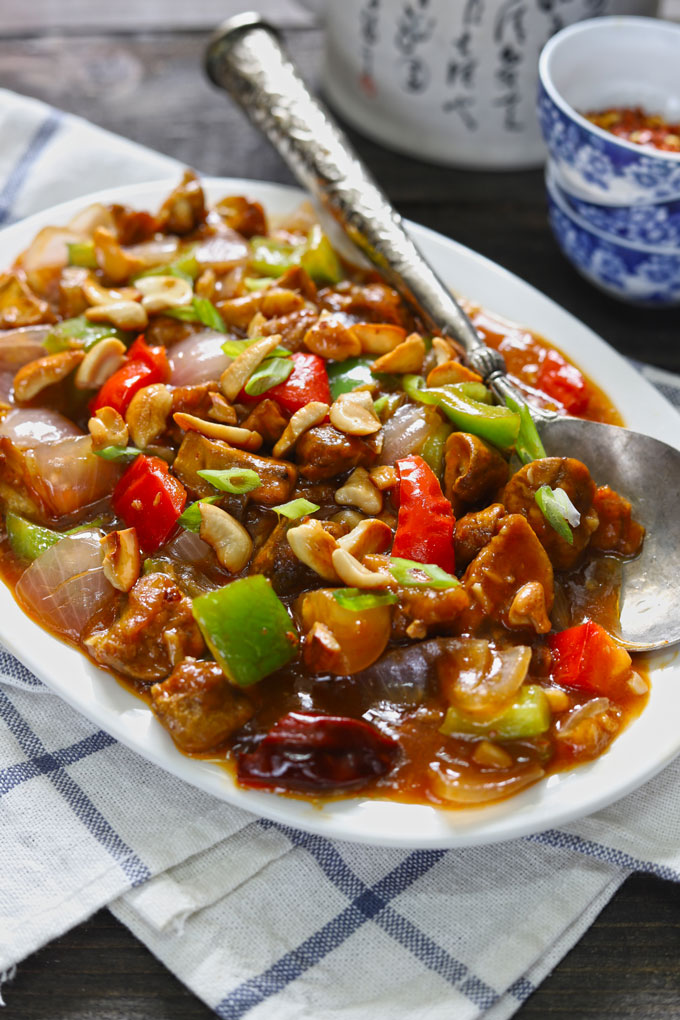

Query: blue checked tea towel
<box><xmin>2</xmin><ymin>87</ymin><xmax>680</xmax><ymax>1020</ymax></box>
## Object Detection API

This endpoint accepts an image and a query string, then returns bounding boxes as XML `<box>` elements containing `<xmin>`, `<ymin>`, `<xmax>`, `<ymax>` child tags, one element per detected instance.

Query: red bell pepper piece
<box><xmin>90</xmin><ymin>336</ymin><xmax>170</xmax><ymax>416</ymax></box>
<box><xmin>266</xmin><ymin>351</ymin><xmax>331</xmax><ymax>414</ymax></box>
<box><xmin>391</xmin><ymin>454</ymin><xmax>456</xmax><ymax>573</ymax></box>
<box><xmin>237</xmin><ymin>712</ymin><xmax>400</xmax><ymax>792</ymax></box>
<box><xmin>537</xmin><ymin>350</ymin><xmax>589</xmax><ymax>416</ymax></box>
<box><xmin>548</xmin><ymin>620</ymin><xmax>632</xmax><ymax>697</ymax></box>
<box><xmin>112</xmin><ymin>454</ymin><xmax>187</xmax><ymax>553</ymax></box>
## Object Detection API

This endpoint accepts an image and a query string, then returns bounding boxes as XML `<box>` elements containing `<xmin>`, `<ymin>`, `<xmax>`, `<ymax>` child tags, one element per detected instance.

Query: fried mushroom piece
<box><xmin>443</xmin><ymin>432</ymin><xmax>509</xmax><ymax>516</ymax></box>
<box><xmin>461</xmin><ymin>514</ymin><xmax>554</xmax><ymax>634</ymax></box>
<box><xmin>85</xmin><ymin>573</ymin><xmax>204</xmax><ymax>683</ymax></box>
<box><xmin>502</xmin><ymin>457</ymin><xmax>599</xmax><ymax>570</ymax></box>
<box><xmin>295</xmin><ymin>424</ymin><xmax>379</xmax><ymax>481</ymax></box>
<box><xmin>150</xmin><ymin>658</ymin><xmax>254</xmax><ymax>753</ymax></box>
<box><xmin>173</xmin><ymin>431</ymin><xmax>297</xmax><ymax>504</ymax></box>
<box><xmin>454</xmin><ymin>503</ymin><xmax>507</xmax><ymax>570</ymax></box>
<box><xmin>589</xmin><ymin>485</ymin><xmax>645</xmax><ymax>557</ymax></box>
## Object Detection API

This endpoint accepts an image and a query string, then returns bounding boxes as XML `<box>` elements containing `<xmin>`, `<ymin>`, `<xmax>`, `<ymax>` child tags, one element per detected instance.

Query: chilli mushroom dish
<box><xmin>0</xmin><ymin>172</ymin><xmax>648</xmax><ymax>807</ymax></box>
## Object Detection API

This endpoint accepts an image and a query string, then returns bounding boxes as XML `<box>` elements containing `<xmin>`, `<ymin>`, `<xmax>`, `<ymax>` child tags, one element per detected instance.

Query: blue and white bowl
<box><xmin>545</xmin><ymin>166</ymin><xmax>680</xmax><ymax>305</ymax></box>
<box><xmin>538</xmin><ymin>17</ymin><xmax>680</xmax><ymax>205</ymax></box>
<box><xmin>548</xmin><ymin>159</ymin><xmax>680</xmax><ymax>249</ymax></box>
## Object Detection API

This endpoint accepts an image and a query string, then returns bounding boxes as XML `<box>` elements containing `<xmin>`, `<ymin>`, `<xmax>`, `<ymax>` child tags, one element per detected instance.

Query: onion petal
<box><xmin>168</xmin><ymin>330</ymin><xmax>230</xmax><ymax>386</ymax></box>
<box><xmin>16</xmin><ymin>530</ymin><xmax>116</xmax><ymax>641</ymax></box>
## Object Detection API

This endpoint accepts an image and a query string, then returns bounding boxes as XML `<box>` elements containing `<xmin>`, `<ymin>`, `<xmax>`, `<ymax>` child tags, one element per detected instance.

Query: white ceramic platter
<box><xmin>1</xmin><ymin>177</ymin><xmax>679</xmax><ymax>848</ymax></box>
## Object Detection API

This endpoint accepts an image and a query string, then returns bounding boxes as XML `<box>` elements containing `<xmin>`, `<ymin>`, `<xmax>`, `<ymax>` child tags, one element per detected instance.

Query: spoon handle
<box><xmin>205</xmin><ymin>13</ymin><xmax>531</xmax><ymax>411</ymax></box>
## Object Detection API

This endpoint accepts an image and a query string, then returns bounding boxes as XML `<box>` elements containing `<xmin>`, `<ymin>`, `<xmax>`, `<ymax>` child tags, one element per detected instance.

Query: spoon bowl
<box><xmin>206</xmin><ymin>14</ymin><xmax>680</xmax><ymax>651</ymax></box>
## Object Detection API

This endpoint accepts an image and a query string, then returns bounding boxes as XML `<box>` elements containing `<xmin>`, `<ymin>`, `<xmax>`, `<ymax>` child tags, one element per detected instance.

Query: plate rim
<box><xmin>1</xmin><ymin>174</ymin><xmax>678</xmax><ymax>849</ymax></box>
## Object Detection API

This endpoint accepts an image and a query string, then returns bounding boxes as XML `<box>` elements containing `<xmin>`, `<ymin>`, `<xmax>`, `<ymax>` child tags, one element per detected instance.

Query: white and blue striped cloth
<box><xmin>2</xmin><ymin>88</ymin><xmax>680</xmax><ymax>1020</ymax></box>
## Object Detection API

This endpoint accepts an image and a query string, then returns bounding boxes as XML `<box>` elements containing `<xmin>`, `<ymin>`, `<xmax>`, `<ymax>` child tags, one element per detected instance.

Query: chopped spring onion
<box><xmin>535</xmin><ymin>485</ymin><xmax>580</xmax><ymax>544</ymax></box>
<box><xmin>197</xmin><ymin>467</ymin><xmax>261</xmax><ymax>494</ymax></box>
<box><xmin>67</xmin><ymin>241</ymin><xmax>97</xmax><ymax>269</ymax></box>
<box><xmin>177</xmin><ymin>496</ymin><xmax>221</xmax><ymax>533</ymax></box>
<box><xmin>221</xmin><ymin>337</ymin><xmax>291</xmax><ymax>359</ymax></box>
<box><xmin>272</xmin><ymin>498</ymin><xmax>320</xmax><ymax>520</ymax></box>
<box><xmin>44</xmin><ymin>317</ymin><xmax>125</xmax><ymax>354</ymax></box>
<box><xmin>165</xmin><ymin>297</ymin><xmax>226</xmax><ymax>333</ymax></box>
<box><xmin>505</xmin><ymin>393</ymin><xmax>546</xmax><ymax>464</ymax></box>
<box><xmin>135</xmin><ymin>248</ymin><xmax>200</xmax><ymax>283</ymax></box>
<box><xmin>243</xmin><ymin>276</ymin><xmax>273</xmax><ymax>291</ymax></box>
<box><xmin>388</xmin><ymin>556</ymin><xmax>459</xmax><ymax>589</ymax></box>
<box><xmin>332</xmin><ymin>588</ymin><xmax>398</xmax><ymax>611</ymax></box>
<box><xmin>244</xmin><ymin>356</ymin><xmax>294</xmax><ymax>396</ymax></box>
<box><xmin>94</xmin><ymin>445</ymin><xmax>144</xmax><ymax>461</ymax></box>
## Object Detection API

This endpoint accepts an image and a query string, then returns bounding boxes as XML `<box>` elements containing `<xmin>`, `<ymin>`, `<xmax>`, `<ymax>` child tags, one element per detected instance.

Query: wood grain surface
<box><xmin>2</xmin><ymin>17</ymin><xmax>680</xmax><ymax>1020</ymax></box>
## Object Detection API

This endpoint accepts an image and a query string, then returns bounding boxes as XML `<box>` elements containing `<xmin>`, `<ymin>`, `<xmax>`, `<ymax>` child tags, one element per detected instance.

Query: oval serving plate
<box><xmin>1</xmin><ymin>177</ymin><xmax>678</xmax><ymax>848</ymax></box>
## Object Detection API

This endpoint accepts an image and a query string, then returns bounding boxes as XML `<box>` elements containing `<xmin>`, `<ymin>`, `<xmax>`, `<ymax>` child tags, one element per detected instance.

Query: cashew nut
<box><xmin>217</xmin><ymin>293</ymin><xmax>262</xmax><ymax>329</ymax></box>
<box><xmin>93</xmin><ymin>226</ymin><xmax>144</xmax><ymax>284</ymax></box>
<box><xmin>173</xmin><ymin>411</ymin><xmax>263</xmax><ymax>451</ymax></box>
<box><xmin>302</xmin><ymin>621</ymin><xmax>344</xmax><ymax>675</ymax></box>
<box><xmin>371</xmin><ymin>332</ymin><xmax>426</xmax><ymax>374</ymax></box>
<box><xmin>260</xmin><ymin>288</ymin><xmax>306</xmax><ymax>318</ymax></box>
<box><xmin>287</xmin><ymin>519</ymin><xmax>340</xmax><ymax>581</ymax></box>
<box><xmin>329</xmin><ymin>390</ymin><xmax>381</xmax><ymax>436</ymax></box>
<box><xmin>207</xmin><ymin>392</ymin><xmax>237</xmax><ymax>424</ymax></box>
<box><xmin>82</xmin><ymin>274</ymin><xmax>140</xmax><ymax>307</ymax></box>
<box><xmin>431</xmin><ymin>337</ymin><xmax>458</xmax><ymax>366</ymax></box>
<box><xmin>337</xmin><ymin>518</ymin><xmax>393</xmax><ymax>560</ymax></box>
<box><xmin>507</xmin><ymin>581</ymin><xmax>551</xmax><ymax>634</ymax></box>
<box><xmin>101</xmin><ymin>528</ymin><xmax>141</xmax><ymax>592</ymax></box>
<box><xmin>350</xmin><ymin>322</ymin><xmax>407</xmax><ymax>354</ymax></box>
<box><xmin>369</xmin><ymin>465</ymin><xmax>398</xmax><ymax>491</ymax></box>
<box><xmin>303</xmin><ymin>311</ymin><xmax>362</xmax><ymax>361</ymax></box>
<box><xmin>272</xmin><ymin>400</ymin><xmax>329</xmax><ymax>459</ymax></box>
<box><xmin>88</xmin><ymin>406</ymin><xmax>128</xmax><ymax>450</ymax></box>
<box><xmin>219</xmin><ymin>333</ymin><xmax>283</xmax><ymax>402</ymax></box>
<box><xmin>13</xmin><ymin>349</ymin><xmax>84</xmax><ymax>402</ymax></box>
<box><xmin>198</xmin><ymin>502</ymin><xmax>253</xmax><ymax>573</ymax></box>
<box><xmin>335</xmin><ymin>467</ymin><xmax>383</xmax><ymax>515</ymax></box>
<box><xmin>427</xmin><ymin>358</ymin><xmax>483</xmax><ymax>388</ymax></box>
<box><xmin>135</xmin><ymin>274</ymin><xmax>193</xmax><ymax>314</ymax></box>
<box><xmin>331</xmin><ymin>547</ymin><xmax>392</xmax><ymax>589</ymax></box>
<box><xmin>247</xmin><ymin>310</ymin><xmax>267</xmax><ymax>338</ymax></box>
<box><xmin>126</xmin><ymin>383</ymin><xmax>173</xmax><ymax>448</ymax></box>
<box><xmin>75</xmin><ymin>337</ymin><xmax>127</xmax><ymax>390</ymax></box>
<box><xmin>86</xmin><ymin>300</ymin><xmax>148</xmax><ymax>331</ymax></box>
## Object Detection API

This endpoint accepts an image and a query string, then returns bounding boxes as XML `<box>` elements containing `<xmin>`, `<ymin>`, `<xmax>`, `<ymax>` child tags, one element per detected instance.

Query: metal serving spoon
<box><xmin>205</xmin><ymin>13</ymin><xmax>680</xmax><ymax>651</ymax></box>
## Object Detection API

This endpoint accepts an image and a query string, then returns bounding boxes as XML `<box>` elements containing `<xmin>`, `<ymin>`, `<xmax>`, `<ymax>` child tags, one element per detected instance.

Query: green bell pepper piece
<box><xmin>327</xmin><ymin>356</ymin><xmax>375</xmax><ymax>399</ymax></box>
<box><xmin>421</xmin><ymin>419</ymin><xmax>453</xmax><ymax>477</ymax></box>
<box><xmin>44</xmin><ymin>316</ymin><xmax>125</xmax><ymax>354</ymax></box>
<box><xmin>300</xmin><ymin>225</ymin><xmax>343</xmax><ymax>285</ymax></box>
<box><xmin>192</xmin><ymin>576</ymin><xmax>299</xmax><ymax>687</ymax></box>
<box><xmin>67</xmin><ymin>241</ymin><xmax>97</xmax><ymax>269</ymax></box>
<box><xmin>505</xmin><ymin>393</ymin><xmax>546</xmax><ymax>464</ymax></box>
<box><xmin>403</xmin><ymin>375</ymin><xmax>520</xmax><ymax>450</ymax></box>
<box><xmin>249</xmin><ymin>236</ymin><xmax>303</xmax><ymax>278</ymax></box>
<box><xmin>440</xmin><ymin>685</ymin><xmax>551</xmax><ymax>740</ymax></box>
<box><xmin>5</xmin><ymin>513</ymin><xmax>101</xmax><ymax>561</ymax></box>
<box><xmin>134</xmin><ymin>248</ymin><xmax>200</xmax><ymax>283</ymax></box>
<box><xmin>6</xmin><ymin>513</ymin><xmax>64</xmax><ymax>561</ymax></box>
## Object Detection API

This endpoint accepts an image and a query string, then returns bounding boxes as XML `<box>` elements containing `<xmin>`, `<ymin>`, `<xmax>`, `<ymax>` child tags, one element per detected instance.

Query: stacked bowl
<box><xmin>537</xmin><ymin>16</ymin><xmax>680</xmax><ymax>306</ymax></box>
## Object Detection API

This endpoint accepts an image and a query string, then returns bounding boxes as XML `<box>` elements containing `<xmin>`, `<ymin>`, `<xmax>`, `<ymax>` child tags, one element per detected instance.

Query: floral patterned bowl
<box><xmin>547</xmin><ymin>159</ymin><xmax>680</xmax><ymax>249</ymax></box>
<box><xmin>545</xmin><ymin>164</ymin><xmax>680</xmax><ymax>305</ymax></box>
<box><xmin>538</xmin><ymin>17</ymin><xmax>680</xmax><ymax>205</ymax></box>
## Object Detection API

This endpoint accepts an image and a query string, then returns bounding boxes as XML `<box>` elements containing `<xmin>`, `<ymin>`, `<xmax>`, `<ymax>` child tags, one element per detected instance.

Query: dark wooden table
<box><xmin>2</xmin><ymin>21</ymin><xmax>680</xmax><ymax>1020</ymax></box>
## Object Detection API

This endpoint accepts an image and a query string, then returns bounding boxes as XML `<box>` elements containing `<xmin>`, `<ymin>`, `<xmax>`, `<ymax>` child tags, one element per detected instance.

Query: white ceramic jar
<box><xmin>307</xmin><ymin>0</ymin><xmax>659</xmax><ymax>169</ymax></box>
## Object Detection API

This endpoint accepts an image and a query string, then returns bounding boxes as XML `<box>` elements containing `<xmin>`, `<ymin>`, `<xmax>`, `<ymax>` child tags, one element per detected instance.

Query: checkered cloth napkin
<box><xmin>2</xmin><ymin>88</ymin><xmax>680</xmax><ymax>1020</ymax></box>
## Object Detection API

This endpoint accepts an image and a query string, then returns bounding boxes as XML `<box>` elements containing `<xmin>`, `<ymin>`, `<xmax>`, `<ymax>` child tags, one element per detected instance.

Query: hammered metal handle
<box><xmin>205</xmin><ymin>13</ymin><xmax>542</xmax><ymax>413</ymax></box>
